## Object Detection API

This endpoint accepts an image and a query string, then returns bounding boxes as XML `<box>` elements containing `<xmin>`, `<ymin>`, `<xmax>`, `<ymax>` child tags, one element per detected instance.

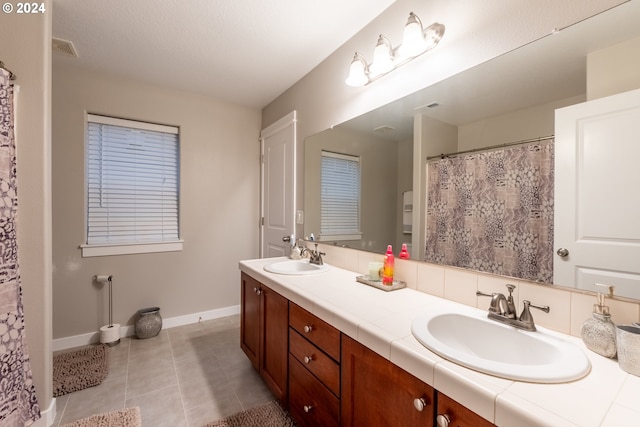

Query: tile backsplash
<box><xmin>315</xmin><ymin>243</ymin><xmax>640</xmax><ymax>337</ymax></box>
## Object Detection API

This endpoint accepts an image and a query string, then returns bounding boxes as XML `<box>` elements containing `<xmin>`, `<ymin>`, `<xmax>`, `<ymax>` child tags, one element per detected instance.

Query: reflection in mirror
<box><xmin>304</xmin><ymin>125</ymin><xmax>414</xmax><ymax>257</ymax></box>
<box><xmin>304</xmin><ymin>2</ymin><xmax>640</xmax><ymax>297</ymax></box>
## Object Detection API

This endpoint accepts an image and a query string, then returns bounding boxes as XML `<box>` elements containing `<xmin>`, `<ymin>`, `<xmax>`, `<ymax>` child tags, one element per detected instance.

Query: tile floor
<box><xmin>53</xmin><ymin>314</ymin><xmax>275</xmax><ymax>427</ymax></box>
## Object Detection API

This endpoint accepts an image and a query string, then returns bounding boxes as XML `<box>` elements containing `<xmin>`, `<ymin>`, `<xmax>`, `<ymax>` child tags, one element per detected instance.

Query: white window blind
<box><xmin>320</xmin><ymin>151</ymin><xmax>362</xmax><ymax>241</ymax></box>
<box><xmin>85</xmin><ymin>114</ymin><xmax>180</xmax><ymax>255</ymax></box>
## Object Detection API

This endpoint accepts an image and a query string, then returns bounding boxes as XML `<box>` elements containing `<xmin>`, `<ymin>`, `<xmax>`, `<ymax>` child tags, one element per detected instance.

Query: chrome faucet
<box><xmin>477</xmin><ymin>284</ymin><xmax>550</xmax><ymax>331</ymax></box>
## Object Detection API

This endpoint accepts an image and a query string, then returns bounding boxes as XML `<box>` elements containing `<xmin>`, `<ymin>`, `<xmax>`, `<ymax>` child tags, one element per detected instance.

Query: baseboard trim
<box><xmin>32</xmin><ymin>396</ymin><xmax>56</xmax><ymax>427</ymax></box>
<box><xmin>52</xmin><ymin>305</ymin><xmax>240</xmax><ymax>352</ymax></box>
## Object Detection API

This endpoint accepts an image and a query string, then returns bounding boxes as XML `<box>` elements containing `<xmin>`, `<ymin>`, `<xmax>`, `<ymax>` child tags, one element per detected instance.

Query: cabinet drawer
<box><xmin>289</xmin><ymin>328</ymin><xmax>340</xmax><ymax>397</ymax></box>
<box><xmin>289</xmin><ymin>303</ymin><xmax>340</xmax><ymax>361</ymax></box>
<box><xmin>437</xmin><ymin>392</ymin><xmax>496</xmax><ymax>427</ymax></box>
<box><xmin>289</xmin><ymin>354</ymin><xmax>340</xmax><ymax>427</ymax></box>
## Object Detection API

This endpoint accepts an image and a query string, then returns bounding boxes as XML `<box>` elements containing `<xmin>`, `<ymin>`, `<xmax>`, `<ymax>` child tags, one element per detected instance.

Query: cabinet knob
<box><xmin>436</xmin><ymin>414</ymin><xmax>451</xmax><ymax>427</ymax></box>
<box><xmin>304</xmin><ymin>355</ymin><xmax>313</xmax><ymax>364</ymax></box>
<box><xmin>303</xmin><ymin>405</ymin><xmax>313</xmax><ymax>413</ymax></box>
<box><xmin>255</xmin><ymin>288</ymin><xmax>263</xmax><ymax>295</ymax></box>
<box><xmin>303</xmin><ymin>325</ymin><xmax>313</xmax><ymax>333</ymax></box>
<box><xmin>413</xmin><ymin>397</ymin><xmax>428</xmax><ymax>412</ymax></box>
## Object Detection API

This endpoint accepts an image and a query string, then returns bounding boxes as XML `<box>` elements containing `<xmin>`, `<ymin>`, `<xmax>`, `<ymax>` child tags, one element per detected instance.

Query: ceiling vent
<box><xmin>52</xmin><ymin>38</ymin><xmax>78</xmax><ymax>58</ymax></box>
<box><xmin>373</xmin><ymin>125</ymin><xmax>396</xmax><ymax>134</ymax></box>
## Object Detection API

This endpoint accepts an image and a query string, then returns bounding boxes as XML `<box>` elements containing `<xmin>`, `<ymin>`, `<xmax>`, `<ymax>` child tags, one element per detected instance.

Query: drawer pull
<box><xmin>303</xmin><ymin>325</ymin><xmax>313</xmax><ymax>333</ymax></box>
<box><xmin>254</xmin><ymin>287</ymin><xmax>262</xmax><ymax>295</ymax></box>
<box><xmin>303</xmin><ymin>355</ymin><xmax>313</xmax><ymax>364</ymax></box>
<box><xmin>303</xmin><ymin>405</ymin><xmax>313</xmax><ymax>413</ymax></box>
<box><xmin>413</xmin><ymin>397</ymin><xmax>429</xmax><ymax>412</ymax></box>
<box><xmin>436</xmin><ymin>414</ymin><xmax>451</xmax><ymax>427</ymax></box>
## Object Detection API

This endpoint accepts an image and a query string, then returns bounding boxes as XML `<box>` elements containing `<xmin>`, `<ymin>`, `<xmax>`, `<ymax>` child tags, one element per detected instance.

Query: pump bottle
<box><xmin>581</xmin><ymin>283</ymin><xmax>617</xmax><ymax>358</ymax></box>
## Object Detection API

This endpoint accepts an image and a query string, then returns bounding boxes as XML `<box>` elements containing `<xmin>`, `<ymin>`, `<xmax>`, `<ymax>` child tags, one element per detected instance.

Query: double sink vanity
<box><xmin>239</xmin><ymin>256</ymin><xmax>638</xmax><ymax>426</ymax></box>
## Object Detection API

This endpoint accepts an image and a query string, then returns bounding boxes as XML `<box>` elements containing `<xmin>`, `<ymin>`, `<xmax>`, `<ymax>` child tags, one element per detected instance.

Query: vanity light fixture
<box><xmin>346</xmin><ymin>12</ymin><xmax>445</xmax><ymax>87</ymax></box>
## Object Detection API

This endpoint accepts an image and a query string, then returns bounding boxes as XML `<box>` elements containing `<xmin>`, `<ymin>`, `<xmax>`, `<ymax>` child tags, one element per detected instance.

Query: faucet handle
<box><xmin>476</xmin><ymin>290</ymin><xmax>494</xmax><ymax>298</ymax></box>
<box><xmin>505</xmin><ymin>284</ymin><xmax>516</xmax><ymax>295</ymax></box>
<box><xmin>526</xmin><ymin>300</ymin><xmax>550</xmax><ymax>313</ymax></box>
<box><xmin>519</xmin><ymin>300</ymin><xmax>550</xmax><ymax>326</ymax></box>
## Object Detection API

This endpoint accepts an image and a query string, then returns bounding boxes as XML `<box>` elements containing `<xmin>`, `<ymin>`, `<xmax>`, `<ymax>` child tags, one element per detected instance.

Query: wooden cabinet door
<box><xmin>240</xmin><ymin>273</ymin><xmax>289</xmax><ymax>405</ymax></box>
<box><xmin>240</xmin><ymin>272</ymin><xmax>260</xmax><ymax>370</ymax></box>
<box><xmin>259</xmin><ymin>284</ymin><xmax>289</xmax><ymax>404</ymax></box>
<box><xmin>436</xmin><ymin>392</ymin><xmax>496</xmax><ymax>427</ymax></box>
<box><xmin>341</xmin><ymin>335</ymin><xmax>434</xmax><ymax>427</ymax></box>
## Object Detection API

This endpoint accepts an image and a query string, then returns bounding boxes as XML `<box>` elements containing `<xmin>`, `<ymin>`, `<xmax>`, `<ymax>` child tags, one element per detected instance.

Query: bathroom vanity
<box><xmin>240</xmin><ymin>270</ymin><xmax>493</xmax><ymax>427</ymax></box>
<box><xmin>239</xmin><ymin>258</ymin><xmax>639</xmax><ymax>426</ymax></box>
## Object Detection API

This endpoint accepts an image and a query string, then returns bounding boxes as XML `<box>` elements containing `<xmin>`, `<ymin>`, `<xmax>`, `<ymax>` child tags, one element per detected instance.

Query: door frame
<box><xmin>259</xmin><ymin>111</ymin><xmax>297</xmax><ymax>258</ymax></box>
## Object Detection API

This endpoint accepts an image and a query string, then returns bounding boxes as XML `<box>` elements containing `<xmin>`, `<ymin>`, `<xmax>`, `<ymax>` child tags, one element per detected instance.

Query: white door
<box><xmin>260</xmin><ymin>111</ymin><xmax>296</xmax><ymax>258</ymax></box>
<box><xmin>554</xmin><ymin>88</ymin><xmax>640</xmax><ymax>297</ymax></box>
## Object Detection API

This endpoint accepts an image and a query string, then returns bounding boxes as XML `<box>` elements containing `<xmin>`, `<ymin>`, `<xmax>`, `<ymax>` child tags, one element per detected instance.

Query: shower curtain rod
<box><xmin>427</xmin><ymin>135</ymin><xmax>554</xmax><ymax>161</ymax></box>
<box><xmin>0</xmin><ymin>61</ymin><xmax>17</xmax><ymax>80</ymax></box>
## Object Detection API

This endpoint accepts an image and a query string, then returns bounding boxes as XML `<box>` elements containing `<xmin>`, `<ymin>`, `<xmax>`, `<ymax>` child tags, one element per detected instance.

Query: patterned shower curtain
<box><xmin>425</xmin><ymin>140</ymin><xmax>554</xmax><ymax>283</ymax></box>
<box><xmin>0</xmin><ymin>69</ymin><xmax>41</xmax><ymax>425</ymax></box>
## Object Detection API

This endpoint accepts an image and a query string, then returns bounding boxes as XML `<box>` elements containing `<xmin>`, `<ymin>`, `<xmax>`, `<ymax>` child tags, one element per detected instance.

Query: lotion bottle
<box><xmin>581</xmin><ymin>283</ymin><xmax>617</xmax><ymax>358</ymax></box>
<box><xmin>382</xmin><ymin>245</ymin><xmax>394</xmax><ymax>285</ymax></box>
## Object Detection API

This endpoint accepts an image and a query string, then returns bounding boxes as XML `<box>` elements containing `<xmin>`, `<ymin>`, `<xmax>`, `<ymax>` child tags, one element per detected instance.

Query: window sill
<box><xmin>81</xmin><ymin>241</ymin><xmax>184</xmax><ymax>257</ymax></box>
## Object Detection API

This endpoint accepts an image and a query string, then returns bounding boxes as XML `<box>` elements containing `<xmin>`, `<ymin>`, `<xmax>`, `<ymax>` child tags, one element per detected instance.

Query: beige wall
<box><xmin>588</xmin><ymin>36</ymin><xmax>640</xmax><ymax>100</ymax></box>
<box><xmin>52</xmin><ymin>63</ymin><xmax>261</xmax><ymax>339</ymax></box>
<box><xmin>457</xmin><ymin>95</ymin><xmax>585</xmax><ymax>151</ymax></box>
<box><xmin>0</xmin><ymin>1</ymin><xmax>53</xmax><ymax>420</ymax></box>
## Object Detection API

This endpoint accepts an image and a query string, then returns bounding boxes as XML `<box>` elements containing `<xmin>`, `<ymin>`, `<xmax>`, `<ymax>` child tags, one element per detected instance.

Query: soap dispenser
<box><xmin>581</xmin><ymin>283</ymin><xmax>617</xmax><ymax>358</ymax></box>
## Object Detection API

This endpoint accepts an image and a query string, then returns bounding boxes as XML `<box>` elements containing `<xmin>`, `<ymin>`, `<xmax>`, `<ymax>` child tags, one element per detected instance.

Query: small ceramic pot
<box><xmin>135</xmin><ymin>307</ymin><xmax>162</xmax><ymax>339</ymax></box>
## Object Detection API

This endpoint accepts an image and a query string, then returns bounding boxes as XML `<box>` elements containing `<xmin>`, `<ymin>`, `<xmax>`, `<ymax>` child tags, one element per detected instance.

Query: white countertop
<box><xmin>239</xmin><ymin>257</ymin><xmax>640</xmax><ymax>427</ymax></box>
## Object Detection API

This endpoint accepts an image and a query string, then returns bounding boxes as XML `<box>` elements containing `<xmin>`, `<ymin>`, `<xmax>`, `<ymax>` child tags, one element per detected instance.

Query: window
<box><xmin>320</xmin><ymin>151</ymin><xmax>361</xmax><ymax>241</ymax></box>
<box><xmin>82</xmin><ymin>114</ymin><xmax>182</xmax><ymax>257</ymax></box>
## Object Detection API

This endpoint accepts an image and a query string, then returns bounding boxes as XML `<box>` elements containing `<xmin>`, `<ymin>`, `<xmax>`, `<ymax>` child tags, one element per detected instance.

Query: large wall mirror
<box><xmin>304</xmin><ymin>1</ymin><xmax>640</xmax><ymax>298</ymax></box>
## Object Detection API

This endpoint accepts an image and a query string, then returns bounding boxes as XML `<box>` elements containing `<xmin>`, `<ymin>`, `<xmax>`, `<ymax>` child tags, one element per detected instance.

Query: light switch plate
<box><xmin>296</xmin><ymin>210</ymin><xmax>304</xmax><ymax>224</ymax></box>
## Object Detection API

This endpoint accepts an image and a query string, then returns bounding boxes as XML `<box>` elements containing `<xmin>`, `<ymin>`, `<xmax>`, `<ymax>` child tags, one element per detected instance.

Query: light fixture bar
<box><xmin>345</xmin><ymin>13</ymin><xmax>445</xmax><ymax>87</ymax></box>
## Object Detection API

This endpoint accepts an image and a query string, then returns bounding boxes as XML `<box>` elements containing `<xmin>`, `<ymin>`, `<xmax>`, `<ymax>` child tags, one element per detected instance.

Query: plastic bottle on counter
<box><xmin>382</xmin><ymin>245</ymin><xmax>395</xmax><ymax>285</ymax></box>
<box><xmin>399</xmin><ymin>243</ymin><xmax>410</xmax><ymax>259</ymax></box>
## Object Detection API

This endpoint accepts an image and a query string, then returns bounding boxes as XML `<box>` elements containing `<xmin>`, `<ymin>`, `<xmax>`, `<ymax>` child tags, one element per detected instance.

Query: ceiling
<box><xmin>52</xmin><ymin>0</ymin><xmax>396</xmax><ymax>108</ymax></box>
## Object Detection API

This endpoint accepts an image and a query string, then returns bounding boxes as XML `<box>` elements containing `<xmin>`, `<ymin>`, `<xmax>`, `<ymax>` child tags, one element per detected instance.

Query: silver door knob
<box><xmin>282</xmin><ymin>235</ymin><xmax>291</xmax><ymax>242</ymax></box>
<box><xmin>413</xmin><ymin>397</ymin><xmax>428</xmax><ymax>412</ymax></box>
<box><xmin>436</xmin><ymin>414</ymin><xmax>451</xmax><ymax>427</ymax></box>
<box><xmin>556</xmin><ymin>248</ymin><xmax>569</xmax><ymax>257</ymax></box>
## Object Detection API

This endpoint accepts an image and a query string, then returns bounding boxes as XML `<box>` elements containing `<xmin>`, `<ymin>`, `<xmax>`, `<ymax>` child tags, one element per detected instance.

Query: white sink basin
<box><xmin>411</xmin><ymin>308</ymin><xmax>590</xmax><ymax>383</ymax></box>
<box><xmin>264</xmin><ymin>259</ymin><xmax>330</xmax><ymax>275</ymax></box>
